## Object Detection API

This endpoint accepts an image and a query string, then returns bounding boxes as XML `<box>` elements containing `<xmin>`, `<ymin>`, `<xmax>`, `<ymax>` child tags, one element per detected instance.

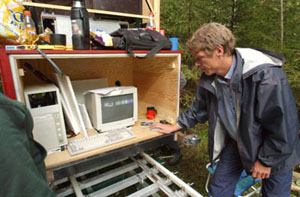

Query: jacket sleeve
<box><xmin>0</xmin><ymin>102</ymin><xmax>55</xmax><ymax>197</ymax></box>
<box><xmin>177</xmin><ymin>83</ymin><xmax>209</xmax><ymax>128</ymax></box>
<box><xmin>255</xmin><ymin>67</ymin><xmax>299</xmax><ymax>167</ymax></box>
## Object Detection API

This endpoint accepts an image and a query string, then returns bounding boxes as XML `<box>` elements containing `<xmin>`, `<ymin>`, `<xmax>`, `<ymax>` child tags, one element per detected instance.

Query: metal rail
<box><xmin>141</xmin><ymin>152</ymin><xmax>203</xmax><ymax>197</ymax></box>
<box><xmin>53</xmin><ymin>152</ymin><xmax>203</xmax><ymax>197</ymax></box>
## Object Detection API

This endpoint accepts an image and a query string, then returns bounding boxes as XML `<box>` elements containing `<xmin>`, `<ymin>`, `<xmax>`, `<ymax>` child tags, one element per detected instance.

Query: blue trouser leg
<box><xmin>261</xmin><ymin>169</ymin><xmax>293</xmax><ymax>197</ymax></box>
<box><xmin>209</xmin><ymin>139</ymin><xmax>243</xmax><ymax>197</ymax></box>
<box><xmin>208</xmin><ymin>139</ymin><xmax>293</xmax><ymax>197</ymax></box>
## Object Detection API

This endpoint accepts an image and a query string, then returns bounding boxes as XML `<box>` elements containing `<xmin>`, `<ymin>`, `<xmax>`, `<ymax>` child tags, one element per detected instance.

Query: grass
<box><xmin>163</xmin><ymin>124</ymin><xmax>210</xmax><ymax>195</ymax></box>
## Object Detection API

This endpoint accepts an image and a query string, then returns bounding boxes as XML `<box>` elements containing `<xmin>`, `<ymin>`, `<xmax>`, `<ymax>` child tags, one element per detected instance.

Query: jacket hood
<box><xmin>236</xmin><ymin>48</ymin><xmax>285</xmax><ymax>75</ymax></box>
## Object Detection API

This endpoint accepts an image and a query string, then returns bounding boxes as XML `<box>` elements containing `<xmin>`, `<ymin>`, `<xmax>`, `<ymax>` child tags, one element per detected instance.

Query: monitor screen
<box><xmin>101</xmin><ymin>94</ymin><xmax>134</xmax><ymax>123</ymax></box>
<box><xmin>85</xmin><ymin>86</ymin><xmax>138</xmax><ymax>131</ymax></box>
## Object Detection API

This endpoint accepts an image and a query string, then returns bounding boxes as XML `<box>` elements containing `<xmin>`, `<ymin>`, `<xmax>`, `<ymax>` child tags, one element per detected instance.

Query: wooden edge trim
<box><xmin>22</xmin><ymin>2</ymin><xmax>149</xmax><ymax>19</ymax></box>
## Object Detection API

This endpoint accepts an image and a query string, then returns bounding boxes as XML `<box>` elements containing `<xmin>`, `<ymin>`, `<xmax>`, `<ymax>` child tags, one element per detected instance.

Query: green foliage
<box><xmin>161</xmin><ymin>0</ymin><xmax>300</xmax><ymax>108</ymax></box>
<box><xmin>283</xmin><ymin>63</ymin><xmax>300</xmax><ymax>107</ymax></box>
<box><xmin>180</xmin><ymin>63</ymin><xmax>201</xmax><ymax>109</ymax></box>
<box><xmin>167</xmin><ymin>124</ymin><xmax>209</xmax><ymax>194</ymax></box>
<box><xmin>161</xmin><ymin>0</ymin><xmax>300</xmax><ymax>194</ymax></box>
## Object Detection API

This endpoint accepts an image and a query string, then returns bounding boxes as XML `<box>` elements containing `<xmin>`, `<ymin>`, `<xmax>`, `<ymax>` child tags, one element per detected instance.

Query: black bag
<box><xmin>110</xmin><ymin>29</ymin><xmax>172</xmax><ymax>58</ymax></box>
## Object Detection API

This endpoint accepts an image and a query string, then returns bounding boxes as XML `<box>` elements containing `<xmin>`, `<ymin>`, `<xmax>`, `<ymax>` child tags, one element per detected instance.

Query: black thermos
<box><xmin>71</xmin><ymin>0</ymin><xmax>90</xmax><ymax>50</ymax></box>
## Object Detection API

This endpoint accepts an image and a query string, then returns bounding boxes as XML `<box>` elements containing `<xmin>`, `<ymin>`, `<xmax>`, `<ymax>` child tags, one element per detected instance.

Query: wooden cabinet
<box><xmin>0</xmin><ymin>48</ymin><xmax>181</xmax><ymax>172</ymax></box>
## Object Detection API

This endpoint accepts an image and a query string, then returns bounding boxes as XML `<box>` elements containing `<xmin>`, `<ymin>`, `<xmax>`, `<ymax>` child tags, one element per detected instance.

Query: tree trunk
<box><xmin>280</xmin><ymin>0</ymin><xmax>284</xmax><ymax>50</ymax></box>
<box><xmin>230</xmin><ymin>0</ymin><xmax>236</xmax><ymax>32</ymax></box>
<box><xmin>188</xmin><ymin>0</ymin><xmax>192</xmax><ymax>35</ymax></box>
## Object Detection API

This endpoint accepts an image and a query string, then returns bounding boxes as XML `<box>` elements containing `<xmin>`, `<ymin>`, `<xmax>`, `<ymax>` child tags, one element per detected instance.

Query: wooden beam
<box><xmin>293</xmin><ymin>171</ymin><xmax>300</xmax><ymax>179</ymax></box>
<box><xmin>22</xmin><ymin>2</ymin><xmax>149</xmax><ymax>19</ymax></box>
<box><xmin>291</xmin><ymin>182</ymin><xmax>300</xmax><ymax>192</ymax></box>
<box><xmin>142</xmin><ymin>0</ymin><xmax>160</xmax><ymax>31</ymax></box>
<box><xmin>292</xmin><ymin>171</ymin><xmax>300</xmax><ymax>192</ymax></box>
<box><xmin>154</xmin><ymin>0</ymin><xmax>160</xmax><ymax>31</ymax></box>
<box><xmin>145</xmin><ymin>0</ymin><xmax>154</xmax><ymax>13</ymax></box>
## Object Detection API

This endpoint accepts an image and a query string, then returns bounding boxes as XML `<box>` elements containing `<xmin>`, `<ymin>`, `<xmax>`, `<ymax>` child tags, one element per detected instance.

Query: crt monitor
<box><xmin>85</xmin><ymin>86</ymin><xmax>138</xmax><ymax>131</ymax></box>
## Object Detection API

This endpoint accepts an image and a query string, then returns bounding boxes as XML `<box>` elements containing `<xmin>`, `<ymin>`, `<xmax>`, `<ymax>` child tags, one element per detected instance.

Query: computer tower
<box><xmin>24</xmin><ymin>84</ymin><xmax>67</xmax><ymax>151</ymax></box>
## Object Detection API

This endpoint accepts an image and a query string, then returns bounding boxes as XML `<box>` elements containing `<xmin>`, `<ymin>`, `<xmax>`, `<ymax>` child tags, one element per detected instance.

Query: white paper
<box><xmin>84</xmin><ymin>87</ymin><xmax>119</xmax><ymax>95</ymax></box>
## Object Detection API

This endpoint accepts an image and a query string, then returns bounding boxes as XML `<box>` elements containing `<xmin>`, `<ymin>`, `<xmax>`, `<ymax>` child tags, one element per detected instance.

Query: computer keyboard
<box><xmin>67</xmin><ymin>127</ymin><xmax>136</xmax><ymax>156</ymax></box>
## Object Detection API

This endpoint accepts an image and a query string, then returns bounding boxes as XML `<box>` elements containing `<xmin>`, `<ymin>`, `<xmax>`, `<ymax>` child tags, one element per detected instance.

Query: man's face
<box><xmin>194</xmin><ymin>49</ymin><xmax>221</xmax><ymax>76</ymax></box>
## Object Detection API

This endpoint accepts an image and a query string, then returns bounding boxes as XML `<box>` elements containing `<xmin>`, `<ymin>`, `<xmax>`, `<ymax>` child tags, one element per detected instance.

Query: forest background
<box><xmin>160</xmin><ymin>0</ymin><xmax>300</xmax><ymax>195</ymax></box>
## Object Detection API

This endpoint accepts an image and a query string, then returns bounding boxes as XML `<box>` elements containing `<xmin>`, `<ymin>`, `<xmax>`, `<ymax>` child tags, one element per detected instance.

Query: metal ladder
<box><xmin>52</xmin><ymin>152</ymin><xmax>203</xmax><ymax>197</ymax></box>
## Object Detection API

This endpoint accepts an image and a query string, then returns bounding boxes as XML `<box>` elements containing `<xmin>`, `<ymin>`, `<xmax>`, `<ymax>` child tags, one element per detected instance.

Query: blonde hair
<box><xmin>186</xmin><ymin>23</ymin><xmax>236</xmax><ymax>57</ymax></box>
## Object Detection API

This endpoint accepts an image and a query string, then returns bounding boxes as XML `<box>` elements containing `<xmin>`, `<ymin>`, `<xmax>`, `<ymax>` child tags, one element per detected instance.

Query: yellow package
<box><xmin>0</xmin><ymin>0</ymin><xmax>24</xmax><ymax>45</ymax></box>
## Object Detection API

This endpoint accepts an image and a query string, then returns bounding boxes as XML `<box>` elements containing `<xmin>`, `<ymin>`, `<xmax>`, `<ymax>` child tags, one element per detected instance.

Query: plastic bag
<box><xmin>0</xmin><ymin>0</ymin><xmax>24</xmax><ymax>45</ymax></box>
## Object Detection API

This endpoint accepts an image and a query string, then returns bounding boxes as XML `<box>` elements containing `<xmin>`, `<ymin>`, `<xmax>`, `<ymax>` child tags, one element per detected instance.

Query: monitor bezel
<box><xmin>87</xmin><ymin>86</ymin><xmax>138</xmax><ymax>132</ymax></box>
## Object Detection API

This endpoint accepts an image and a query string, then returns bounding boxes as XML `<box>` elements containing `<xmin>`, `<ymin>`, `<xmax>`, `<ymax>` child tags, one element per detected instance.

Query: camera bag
<box><xmin>110</xmin><ymin>29</ymin><xmax>172</xmax><ymax>59</ymax></box>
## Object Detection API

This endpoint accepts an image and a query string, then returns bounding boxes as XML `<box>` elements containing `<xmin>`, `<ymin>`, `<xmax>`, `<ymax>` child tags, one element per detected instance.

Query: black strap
<box><xmin>126</xmin><ymin>39</ymin><xmax>166</xmax><ymax>59</ymax></box>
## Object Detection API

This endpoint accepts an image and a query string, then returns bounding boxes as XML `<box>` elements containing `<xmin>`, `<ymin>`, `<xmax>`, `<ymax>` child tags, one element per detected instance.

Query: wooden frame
<box><xmin>22</xmin><ymin>0</ymin><xmax>161</xmax><ymax>31</ymax></box>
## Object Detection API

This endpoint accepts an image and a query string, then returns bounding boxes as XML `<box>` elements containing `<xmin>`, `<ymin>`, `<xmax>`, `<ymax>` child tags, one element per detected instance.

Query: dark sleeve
<box><xmin>177</xmin><ymin>83</ymin><xmax>209</xmax><ymax>128</ymax></box>
<box><xmin>255</xmin><ymin>67</ymin><xmax>299</xmax><ymax>167</ymax></box>
<box><xmin>0</xmin><ymin>103</ymin><xmax>55</xmax><ymax>197</ymax></box>
<box><xmin>180</xmin><ymin>71</ymin><xmax>187</xmax><ymax>89</ymax></box>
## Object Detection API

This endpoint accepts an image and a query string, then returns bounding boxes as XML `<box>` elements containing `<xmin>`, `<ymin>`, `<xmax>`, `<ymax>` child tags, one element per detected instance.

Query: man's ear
<box><xmin>215</xmin><ymin>45</ymin><xmax>224</xmax><ymax>57</ymax></box>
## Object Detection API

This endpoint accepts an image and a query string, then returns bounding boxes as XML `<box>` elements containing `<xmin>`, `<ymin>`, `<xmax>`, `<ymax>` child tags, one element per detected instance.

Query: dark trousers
<box><xmin>167</xmin><ymin>139</ymin><xmax>180</xmax><ymax>152</ymax></box>
<box><xmin>209</xmin><ymin>139</ymin><xmax>292</xmax><ymax>197</ymax></box>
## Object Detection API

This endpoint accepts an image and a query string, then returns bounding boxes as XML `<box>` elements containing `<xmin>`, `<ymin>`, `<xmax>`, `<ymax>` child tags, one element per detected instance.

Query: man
<box><xmin>0</xmin><ymin>92</ymin><xmax>55</xmax><ymax>197</ymax></box>
<box><xmin>151</xmin><ymin>23</ymin><xmax>300</xmax><ymax>196</ymax></box>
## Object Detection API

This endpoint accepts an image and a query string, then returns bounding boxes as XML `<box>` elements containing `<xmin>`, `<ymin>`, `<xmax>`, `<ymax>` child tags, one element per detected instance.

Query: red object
<box><xmin>160</xmin><ymin>29</ymin><xmax>165</xmax><ymax>36</ymax></box>
<box><xmin>147</xmin><ymin>107</ymin><xmax>157</xmax><ymax>120</ymax></box>
<box><xmin>0</xmin><ymin>47</ymin><xmax>16</xmax><ymax>100</ymax></box>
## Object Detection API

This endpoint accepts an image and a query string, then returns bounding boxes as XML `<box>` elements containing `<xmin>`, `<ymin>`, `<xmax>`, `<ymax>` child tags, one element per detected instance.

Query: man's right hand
<box><xmin>150</xmin><ymin>123</ymin><xmax>180</xmax><ymax>134</ymax></box>
<box><xmin>251</xmin><ymin>159</ymin><xmax>272</xmax><ymax>179</ymax></box>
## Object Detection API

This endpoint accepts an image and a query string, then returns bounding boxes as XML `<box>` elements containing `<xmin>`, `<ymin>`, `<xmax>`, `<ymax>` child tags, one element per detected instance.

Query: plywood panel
<box><xmin>20</xmin><ymin>59</ymin><xmax>53</xmax><ymax>86</ymax></box>
<box><xmin>52</xmin><ymin>58</ymin><xmax>134</xmax><ymax>87</ymax></box>
<box><xmin>133</xmin><ymin>56</ymin><xmax>179</xmax><ymax>118</ymax></box>
<box><xmin>19</xmin><ymin>57</ymin><xmax>135</xmax><ymax>87</ymax></box>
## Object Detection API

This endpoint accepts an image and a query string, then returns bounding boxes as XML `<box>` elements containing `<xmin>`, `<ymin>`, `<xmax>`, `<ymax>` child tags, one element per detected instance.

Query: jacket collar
<box><xmin>198</xmin><ymin>73</ymin><xmax>216</xmax><ymax>95</ymax></box>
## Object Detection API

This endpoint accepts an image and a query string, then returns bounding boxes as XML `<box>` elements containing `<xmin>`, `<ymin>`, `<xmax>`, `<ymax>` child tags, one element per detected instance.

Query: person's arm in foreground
<box><xmin>0</xmin><ymin>99</ymin><xmax>55</xmax><ymax>197</ymax></box>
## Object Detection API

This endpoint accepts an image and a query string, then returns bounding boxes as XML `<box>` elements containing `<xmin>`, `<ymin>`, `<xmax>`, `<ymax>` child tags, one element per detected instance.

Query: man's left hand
<box><xmin>251</xmin><ymin>159</ymin><xmax>271</xmax><ymax>179</ymax></box>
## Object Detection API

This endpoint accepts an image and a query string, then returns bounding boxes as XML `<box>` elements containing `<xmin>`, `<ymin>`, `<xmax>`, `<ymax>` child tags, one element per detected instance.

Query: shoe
<box><xmin>167</xmin><ymin>150</ymin><xmax>182</xmax><ymax>166</ymax></box>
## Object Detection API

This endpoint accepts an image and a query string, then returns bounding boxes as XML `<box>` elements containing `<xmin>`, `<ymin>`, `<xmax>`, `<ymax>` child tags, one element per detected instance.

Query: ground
<box><xmin>150</xmin><ymin>124</ymin><xmax>210</xmax><ymax>195</ymax></box>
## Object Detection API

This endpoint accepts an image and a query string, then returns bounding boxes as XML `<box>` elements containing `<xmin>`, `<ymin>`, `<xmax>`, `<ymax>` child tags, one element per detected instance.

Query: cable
<box><xmin>34</xmin><ymin>46</ymin><xmax>64</xmax><ymax>76</ymax></box>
